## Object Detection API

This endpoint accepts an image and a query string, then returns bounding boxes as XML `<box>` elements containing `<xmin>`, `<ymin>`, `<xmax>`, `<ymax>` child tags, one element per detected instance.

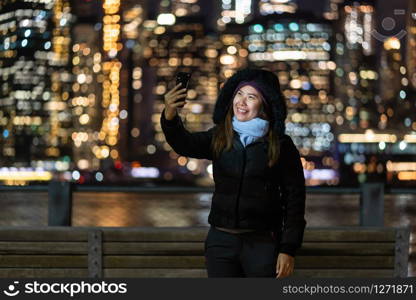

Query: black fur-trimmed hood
<box><xmin>213</xmin><ymin>68</ymin><xmax>287</xmax><ymax>138</ymax></box>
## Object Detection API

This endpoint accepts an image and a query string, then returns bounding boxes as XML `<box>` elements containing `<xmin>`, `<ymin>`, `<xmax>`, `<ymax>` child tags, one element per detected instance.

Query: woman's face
<box><xmin>232</xmin><ymin>85</ymin><xmax>263</xmax><ymax>122</ymax></box>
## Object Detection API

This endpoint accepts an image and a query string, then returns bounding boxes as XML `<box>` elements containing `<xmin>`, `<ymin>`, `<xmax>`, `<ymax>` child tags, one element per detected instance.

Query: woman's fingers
<box><xmin>163</xmin><ymin>84</ymin><xmax>188</xmax><ymax>116</ymax></box>
<box><xmin>276</xmin><ymin>263</ymin><xmax>284</xmax><ymax>278</ymax></box>
<box><xmin>166</xmin><ymin>85</ymin><xmax>180</xmax><ymax>96</ymax></box>
<box><xmin>166</xmin><ymin>93</ymin><xmax>187</xmax><ymax>105</ymax></box>
<box><xmin>170</xmin><ymin>100</ymin><xmax>187</xmax><ymax>107</ymax></box>
<box><xmin>166</xmin><ymin>84</ymin><xmax>184</xmax><ymax>97</ymax></box>
<box><xmin>171</xmin><ymin>93</ymin><xmax>187</xmax><ymax>102</ymax></box>
<box><xmin>167</xmin><ymin>83</ymin><xmax>182</xmax><ymax>94</ymax></box>
<box><xmin>276</xmin><ymin>264</ymin><xmax>288</xmax><ymax>278</ymax></box>
<box><xmin>276</xmin><ymin>254</ymin><xmax>294</xmax><ymax>278</ymax></box>
<box><xmin>276</xmin><ymin>259</ymin><xmax>281</xmax><ymax>278</ymax></box>
<box><xmin>170</xmin><ymin>88</ymin><xmax>187</xmax><ymax>98</ymax></box>
<box><xmin>165</xmin><ymin>93</ymin><xmax>185</xmax><ymax>103</ymax></box>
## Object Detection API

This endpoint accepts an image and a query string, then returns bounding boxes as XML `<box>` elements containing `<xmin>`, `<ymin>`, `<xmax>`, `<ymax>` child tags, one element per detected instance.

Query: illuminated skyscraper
<box><xmin>217</xmin><ymin>0</ymin><xmax>253</xmax><ymax>29</ymax></box>
<box><xmin>333</xmin><ymin>1</ymin><xmax>416</xmax><ymax>185</ymax></box>
<box><xmin>70</xmin><ymin>0</ymin><xmax>140</xmax><ymax>175</ymax></box>
<box><xmin>67</xmin><ymin>0</ymin><xmax>106</xmax><ymax>175</ymax></box>
<box><xmin>379</xmin><ymin>37</ymin><xmax>412</xmax><ymax>132</ymax></box>
<box><xmin>371</xmin><ymin>37</ymin><xmax>415</xmax><ymax>185</ymax></box>
<box><xmin>218</xmin><ymin>24</ymin><xmax>249</xmax><ymax>81</ymax></box>
<box><xmin>171</xmin><ymin>0</ymin><xmax>201</xmax><ymax>16</ymax></box>
<box><xmin>0</xmin><ymin>0</ymin><xmax>72</xmax><ymax>181</ymax></box>
<box><xmin>98</xmin><ymin>0</ymin><xmax>123</xmax><ymax>166</ymax></box>
<box><xmin>323</xmin><ymin>0</ymin><xmax>345</xmax><ymax>20</ymax></box>
<box><xmin>118</xmin><ymin>1</ymin><xmax>145</xmax><ymax>163</ymax></box>
<box><xmin>334</xmin><ymin>1</ymin><xmax>377</xmax><ymax>133</ymax></box>
<box><xmin>143</xmin><ymin>15</ymin><xmax>221</xmax><ymax>184</ymax></box>
<box><xmin>216</xmin><ymin>1</ymin><xmax>254</xmax><ymax>84</ymax></box>
<box><xmin>157</xmin><ymin>0</ymin><xmax>201</xmax><ymax>16</ymax></box>
<box><xmin>333</xmin><ymin>1</ymin><xmax>386</xmax><ymax>185</ymax></box>
<box><xmin>48</xmin><ymin>0</ymin><xmax>73</xmax><ymax>166</ymax></box>
<box><xmin>258</xmin><ymin>0</ymin><xmax>297</xmax><ymax>15</ymax></box>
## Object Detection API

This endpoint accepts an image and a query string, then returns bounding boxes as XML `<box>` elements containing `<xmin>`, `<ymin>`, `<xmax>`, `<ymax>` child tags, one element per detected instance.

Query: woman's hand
<box><xmin>276</xmin><ymin>253</ymin><xmax>295</xmax><ymax>278</ymax></box>
<box><xmin>163</xmin><ymin>83</ymin><xmax>188</xmax><ymax>120</ymax></box>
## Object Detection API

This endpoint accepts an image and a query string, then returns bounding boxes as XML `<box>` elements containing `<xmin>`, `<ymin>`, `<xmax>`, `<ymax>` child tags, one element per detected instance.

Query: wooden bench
<box><xmin>0</xmin><ymin>226</ymin><xmax>410</xmax><ymax>278</ymax></box>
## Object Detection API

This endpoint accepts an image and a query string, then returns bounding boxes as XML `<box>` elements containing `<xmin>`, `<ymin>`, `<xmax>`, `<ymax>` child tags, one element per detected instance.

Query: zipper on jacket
<box><xmin>233</xmin><ymin>146</ymin><xmax>246</xmax><ymax>228</ymax></box>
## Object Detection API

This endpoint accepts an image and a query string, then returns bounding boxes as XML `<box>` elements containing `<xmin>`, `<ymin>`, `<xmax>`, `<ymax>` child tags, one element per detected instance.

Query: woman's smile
<box><xmin>236</xmin><ymin>107</ymin><xmax>248</xmax><ymax>114</ymax></box>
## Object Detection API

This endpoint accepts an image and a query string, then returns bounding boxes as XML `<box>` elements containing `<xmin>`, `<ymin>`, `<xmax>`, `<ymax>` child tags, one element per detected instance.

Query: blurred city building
<box><xmin>334</xmin><ymin>0</ymin><xmax>416</xmax><ymax>186</ymax></box>
<box><xmin>323</xmin><ymin>0</ymin><xmax>344</xmax><ymax>20</ymax></box>
<box><xmin>0</xmin><ymin>0</ymin><xmax>415</xmax><ymax>187</ymax></box>
<box><xmin>0</xmin><ymin>0</ymin><xmax>73</xmax><ymax>184</ymax></box>
<box><xmin>143</xmin><ymin>7</ymin><xmax>221</xmax><ymax>185</ymax></box>
<box><xmin>217</xmin><ymin>0</ymin><xmax>254</xmax><ymax>29</ymax></box>
<box><xmin>70</xmin><ymin>0</ymin><xmax>104</xmax><ymax>177</ymax></box>
<box><xmin>332</xmin><ymin>0</ymin><xmax>381</xmax><ymax>185</ymax></box>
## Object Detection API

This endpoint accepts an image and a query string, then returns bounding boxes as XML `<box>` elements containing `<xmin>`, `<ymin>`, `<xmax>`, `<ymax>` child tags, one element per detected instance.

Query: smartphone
<box><xmin>176</xmin><ymin>72</ymin><xmax>191</xmax><ymax>89</ymax></box>
<box><xmin>175</xmin><ymin>72</ymin><xmax>191</xmax><ymax>107</ymax></box>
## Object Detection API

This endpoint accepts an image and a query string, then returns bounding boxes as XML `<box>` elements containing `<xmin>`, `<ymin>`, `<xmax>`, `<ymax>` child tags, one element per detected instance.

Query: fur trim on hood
<box><xmin>213</xmin><ymin>68</ymin><xmax>287</xmax><ymax>138</ymax></box>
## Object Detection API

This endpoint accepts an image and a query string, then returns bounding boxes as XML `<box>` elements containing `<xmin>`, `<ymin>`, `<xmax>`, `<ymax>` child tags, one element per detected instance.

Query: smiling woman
<box><xmin>160</xmin><ymin>68</ymin><xmax>306</xmax><ymax>278</ymax></box>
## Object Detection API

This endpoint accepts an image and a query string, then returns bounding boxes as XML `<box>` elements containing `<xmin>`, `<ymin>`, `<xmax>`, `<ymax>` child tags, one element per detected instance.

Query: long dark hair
<box><xmin>211</xmin><ymin>100</ymin><xmax>281</xmax><ymax>168</ymax></box>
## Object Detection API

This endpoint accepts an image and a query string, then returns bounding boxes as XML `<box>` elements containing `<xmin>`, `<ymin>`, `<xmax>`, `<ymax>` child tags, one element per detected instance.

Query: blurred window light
<box><xmin>399</xmin><ymin>141</ymin><xmax>407</xmax><ymax>151</ymax></box>
<box><xmin>397</xmin><ymin>172</ymin><xmax>416</xmax><ymax>181</ymax></box>
<box><xmin>220</xmin><ymin>54</ymin><xmax>236</xmax><ymax>65</ymax></box>
<box><xmin>157</xmin><ymin>13</ymin><xmax>175</xmax><ymax>25</ymax></box>
<box><xmin>0</xmin><ymin>168</ymin><xmax>52</xmax><ymax>181</ymax></box>
<box><xmin>289</xmin><ymin>22</ymin><xmax>299</xmax><ymax>31</ymax></box>
<box><xmin>72</xmin><ymin>170</ymin><xmax>81</xmax><ymax>181</ymax></box>
<box><xmin>384</xmin><ymin>37</ymin><xmax>401</xmax><ymax>50</ymax></box>
<box><xmin>252</xmin><ymin>24</ymin><xmax>264</xmax><ymax>33</ymax></box>
<box><xmin>378</xmin><ymin>141</ymin><xmax>386</xmax><ymax>150</ymax></box>
<box><xmin>303</xmin><ymin>169</ymin><xmax>337</xmax><ymax>181</ymax></box>
<box><xmin>95</xmin><ymin>172</ymin><xmax>104</xmax><ymax>182</ymax></box>
<box><xmin>131</xmin><ymin>167</ymin><xmax>160</xmax><ymax>178</ymax></box>
<box><xmin>338</xmin><ymin>131</ymin><xmax>397</xmax><ymax>143</ymax></box>
<box><xmin>119</xmin><ymin>110</ymin><xmax>128</xmax><ymax>119</ymax></box>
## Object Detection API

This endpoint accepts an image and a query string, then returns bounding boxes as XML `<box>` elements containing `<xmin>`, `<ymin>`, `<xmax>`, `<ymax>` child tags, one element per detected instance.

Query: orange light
<box><xmin>398</xmin><ymin>171</ymin><xmax>416</xmax><ymax>180</ymax></box>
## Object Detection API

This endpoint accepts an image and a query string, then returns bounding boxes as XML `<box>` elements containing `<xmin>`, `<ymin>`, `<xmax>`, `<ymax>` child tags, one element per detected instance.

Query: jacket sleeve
<box><xmin>160</xmin><ymin>108</ymin><xmax>216</xmax><ymax>160</ymax></box>
<box><xmin>276</xmin><ymin>135</ymin><xmax>307</xmax><ymax>257</ymax></box>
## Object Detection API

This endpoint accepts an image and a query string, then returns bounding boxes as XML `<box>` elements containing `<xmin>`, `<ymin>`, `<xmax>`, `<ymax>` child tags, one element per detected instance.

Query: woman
<box><xmin>160</xmin><ymin>68</ymin><xmax>306</xmax><ymax>278</ymax></box>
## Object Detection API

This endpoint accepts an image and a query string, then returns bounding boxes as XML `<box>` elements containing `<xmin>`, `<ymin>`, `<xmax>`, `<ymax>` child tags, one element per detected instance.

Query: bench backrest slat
<box><xmin>0</xmin><ymin>226</ymin><xmax>409</xmax><ymax>278</ymax></box>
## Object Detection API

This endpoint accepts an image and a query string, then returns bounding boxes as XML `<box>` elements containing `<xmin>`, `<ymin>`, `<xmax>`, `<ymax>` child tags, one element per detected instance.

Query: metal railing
<box><xmin>0</xmin><ymin>181</ymin><xmax>414</xmax><ymax>226</ymax></box>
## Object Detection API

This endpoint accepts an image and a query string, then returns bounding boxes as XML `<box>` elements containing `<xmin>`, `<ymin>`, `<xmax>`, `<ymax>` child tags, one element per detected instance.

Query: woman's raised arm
<box><xmin>160</xmin><ymin>108</ymin><xmax>215</xmax><ymax>160</ymax></box>
<box><xmin>160</xmin><ymin>83</ymin><xmax>215</xmax><ymax>160</ymax></box>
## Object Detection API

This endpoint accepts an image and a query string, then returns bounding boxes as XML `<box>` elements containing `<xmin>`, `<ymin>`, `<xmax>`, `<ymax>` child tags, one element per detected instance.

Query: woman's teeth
<box><xmin>238</xmin><ymin>108</ymin><xmax>247</xmax><ymax>113</ymax></box>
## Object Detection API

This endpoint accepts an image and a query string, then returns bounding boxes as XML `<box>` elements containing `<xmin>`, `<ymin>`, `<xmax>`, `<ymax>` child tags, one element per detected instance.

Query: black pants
<box><xmin>204</xmin><ymin>225</ymin><xmax>279</xmax><ymax>277</ymax></box>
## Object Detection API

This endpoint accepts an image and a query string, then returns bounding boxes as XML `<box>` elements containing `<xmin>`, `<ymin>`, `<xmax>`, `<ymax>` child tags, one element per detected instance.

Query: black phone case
<box><xmin>175</xmin><ymin>72</ymin><xmax>191</xmax><ymax>106</ymax></box>
<box><xmin>176</xmin><ymin>72</ymin><xmax>191</xmax><ymax>89</ymax></box>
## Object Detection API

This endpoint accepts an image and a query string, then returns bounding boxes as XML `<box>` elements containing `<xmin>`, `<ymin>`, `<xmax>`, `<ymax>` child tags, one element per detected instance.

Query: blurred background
<box><xmin>0</xmin><ymin>0</ymin><xmax>415</xmax><ymax>187</ymax></box>
<box><xmin>1</xmin><ymin>0</ymin><xmax>416</xmax><ymax>276</ymax></box>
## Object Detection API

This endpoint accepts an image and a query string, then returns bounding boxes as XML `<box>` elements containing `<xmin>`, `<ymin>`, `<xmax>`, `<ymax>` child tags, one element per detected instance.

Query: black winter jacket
<box><xmin>160</xmin><ymin>109</ymin><xmax>306</xmax><ymax>257</ymax></box>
